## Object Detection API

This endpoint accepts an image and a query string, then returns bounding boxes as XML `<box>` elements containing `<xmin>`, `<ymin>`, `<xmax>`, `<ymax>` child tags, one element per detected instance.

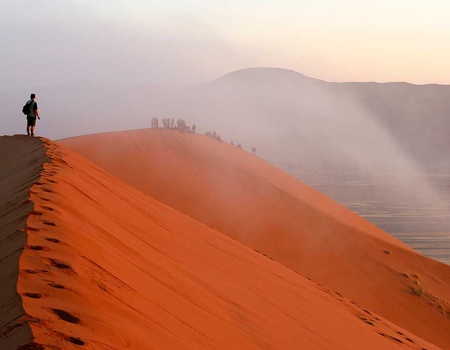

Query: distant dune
<box><xmin>60</xmin><ymin>129</ymin><xmax>450</xmax><ymax>348</ymax></box>
<box><xmin>1</xmin><ymin>135</ymin><xmax>439</xmax><ymax>349</ymax></box>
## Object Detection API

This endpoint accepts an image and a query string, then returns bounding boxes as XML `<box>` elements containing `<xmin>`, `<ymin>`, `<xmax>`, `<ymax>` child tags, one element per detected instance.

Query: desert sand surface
<box><xmin>60</xmin><ymin>128</ymin><xmax>450</xmax><ymax>348</ymax></box>
<box><xmin>2</xmin><ymin>135</ymin><xmax>439</xmax><ymax>349</ymax></box>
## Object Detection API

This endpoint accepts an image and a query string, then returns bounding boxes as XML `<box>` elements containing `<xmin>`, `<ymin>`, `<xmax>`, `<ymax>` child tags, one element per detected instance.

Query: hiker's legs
<box><xmin>27</xmin><ymin>117</ymin><xmax>36</xmax><ymax>136</ymax></box>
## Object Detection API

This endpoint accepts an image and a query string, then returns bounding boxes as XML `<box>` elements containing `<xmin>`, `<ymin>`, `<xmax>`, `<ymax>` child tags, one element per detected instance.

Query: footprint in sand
<box><xmin>67</xmin><ymin>337</ymin><xmax>85</xmax><ymax>346</ymax></box>
<box><xmin>28</xmin><ymin>245</ymin><xmax>45</xmax><ymax>251</ymax></box>
<box><xmin>378</xmin><ymin>332</ymin><xmax>403</xmax><ymax>344</ymax></box>
<box><xmin>23</xmin><ymin>227</ymin><xmax>40</xmax><ymax>232</ymax></box>
<box><xmin>43</xmin><ymin>221</ymin><xmax>56</xmax><ymax>226</ymax></box>
<box><xmin>48</xmin><ymin>258</ymin><xmax>72</xmax><ymax>270</ymax></box>
<box><xmin>24</xmin><ymin>269</ymin><xmax>48</xmax><ymax>274</ymax></box>
<box><xmin>50</xmin><ymin>309</ymin><xmax>80</xmax><ymax>324</ymax></box>
<box><xmin>45</xmin><ymin>237</ymin><xmax>60</xmax><ymax>243</ymax></box>
<box><xmin>24</xmin><ymin>293</ymin><xmax>42</xmax><ymax>299</ymax></box>
<box><xmin>42</xmin><ymin>205</ymin><xmax>54</xmax><ymax>211</ymax></box>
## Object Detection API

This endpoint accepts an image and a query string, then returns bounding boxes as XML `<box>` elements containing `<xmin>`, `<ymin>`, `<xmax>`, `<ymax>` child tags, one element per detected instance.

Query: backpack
<box><xmin>22</xmin><ymin>101</ymin><xmax>34</xmax><ymax>115</ymax></box>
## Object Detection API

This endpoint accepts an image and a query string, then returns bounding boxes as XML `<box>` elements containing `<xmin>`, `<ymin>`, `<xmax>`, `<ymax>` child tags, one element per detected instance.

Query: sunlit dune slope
<box><xmin>60</xmin><ymin>129</ymin><xmax>450</xmax><ymax>349</ymax></box>
<box><xmin>2</xmin><ymin>135</ymin><xmax>437</xmax><ymax>349</ymax></box>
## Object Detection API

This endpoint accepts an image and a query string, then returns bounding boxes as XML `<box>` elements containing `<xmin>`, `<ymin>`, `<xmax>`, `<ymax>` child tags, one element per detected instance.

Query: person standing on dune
<box><xmin>23</xmin><ymin>93</ymin><xmax>41</xmax><ymax>136</ymax></box>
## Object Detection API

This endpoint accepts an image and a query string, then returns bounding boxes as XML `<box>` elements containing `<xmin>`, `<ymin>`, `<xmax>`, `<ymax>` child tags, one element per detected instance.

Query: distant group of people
<box><xmin>230</xmin><ymin>141</ymin><xmax>256</xmax><ymax>155</ymax></box>
<box><xmin>151</xmin><ymin>116</ymin><xmax>256</xmax><ymax>155</ymax></box>
<box><xmin>151</xmin><ymin>117</ymin><xmax>196</xmax><ymax>134</ymax></box>
<box><xmin>17</xmin><ymin>97</ymin><xmax>257</xmax><ymax>156</ymax></box>
<box><xmin>205</xmin><ymin>131</ymin><xmax>222</xmax><ymax>142</ymax></box>
<box><xmin>151</xmin><ymin>117</ymin><xmax>160</xmax><ymax>128</ymax></box>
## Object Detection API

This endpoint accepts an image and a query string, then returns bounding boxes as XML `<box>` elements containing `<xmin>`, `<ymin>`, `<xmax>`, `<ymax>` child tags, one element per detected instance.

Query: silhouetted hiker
<box><xmin>23</xmin><ymin>93</ymin><xmax>40</xmax><ymax>136</ymax></box>
<box><xmin>237</xmin><ymin>143</ymin><xmax>242</xmax><ymax>149</ymax></box>
<box><xmin>192</xmin><ymin>124</ymin><xmax>196</xmax><ymax>134</ymax></box>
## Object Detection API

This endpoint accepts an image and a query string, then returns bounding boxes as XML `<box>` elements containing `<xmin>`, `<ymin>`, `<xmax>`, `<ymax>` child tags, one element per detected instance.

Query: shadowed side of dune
<box><xmin>1</xmin><ymin>135</ymin><xmax>440</xmax><ymax>349</ymax></box>
<box><xmin>59</xmin><ymin>129</ymin><xmax>450</xmax><ymax>349</ymax></box>
<box><xmin>0</xmin><ymin>136</ymin><xmax>49</xmax><ymax>349</ymax></box>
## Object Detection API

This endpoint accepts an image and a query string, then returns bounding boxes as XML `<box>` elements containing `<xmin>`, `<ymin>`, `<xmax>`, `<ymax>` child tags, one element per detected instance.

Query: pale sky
<box><xmin>2</xmin><ymin>0</ymin><xmax>450</xmax><ymax>89</ymax></box>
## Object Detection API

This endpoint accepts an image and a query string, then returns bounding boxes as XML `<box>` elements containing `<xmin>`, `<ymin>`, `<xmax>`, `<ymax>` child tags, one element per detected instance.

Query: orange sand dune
<box><xmin>1</xmin><ymin>135</ymin><xmax>437</xmax><ymax>349</ymax></box>
<box><xmin>60</xmin><ymin>129</ymin><xmax>450</xmax><ymax>348</ymax></box>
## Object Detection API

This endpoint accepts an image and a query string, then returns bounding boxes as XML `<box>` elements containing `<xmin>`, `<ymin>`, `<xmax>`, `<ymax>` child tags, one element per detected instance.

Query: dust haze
<box><xmin>2</xmin><ymin>2</ymin><xmax>450</xmax><ymax>236</ymax></box>
<box><xmin>0</xmin><ymin>0</ymin><xmax>252</xmax><ymax>90</ymax></box>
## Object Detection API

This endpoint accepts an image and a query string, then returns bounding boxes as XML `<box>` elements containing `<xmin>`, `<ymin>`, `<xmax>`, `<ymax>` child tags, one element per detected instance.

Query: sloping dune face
<box><xmin>1</xmin><ymin>135</ymin><xmax>436</xmax><ymax>349</ymax></box>
<box><xmin>0</xmin><ymin>136</ymin><xmax>48</xmax><ymax>348</ymax></box>
<box><xmin>60</xmin><ymin>129</ymin><xmax>450</xmax><ymax>348</ymax></box>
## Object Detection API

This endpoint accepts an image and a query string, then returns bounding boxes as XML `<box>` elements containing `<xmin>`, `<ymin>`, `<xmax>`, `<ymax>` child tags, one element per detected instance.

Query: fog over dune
<box><xmin>4</xmin><ymin>68</ymin><xmax>450</xmax><ymax>233</ymax></box>
<box><xmin>3</xmin><ymin>68</ymin><xmax>450</xmax><ymax>178</ymax></box>
<box><xmin>3</xmin><ymin>67</ymin><xmax>450</xmax><ymax>168</ymax></box>
<box><xmin>0</xmin><ymin>1</ymin><xmax>253</xmax><ymax>90</ymax></box>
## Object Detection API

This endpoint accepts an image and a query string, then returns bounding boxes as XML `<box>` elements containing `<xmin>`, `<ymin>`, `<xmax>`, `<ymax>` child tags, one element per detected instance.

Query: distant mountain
<box><xmin>3</xmin><ymin>67</ymin><xmax>450</xmax><ymax>172</ymax></box>
<box><xmin>212</xmin><ymin>67</ymin><xmax>323</xmax><ymax>85</ymax></box>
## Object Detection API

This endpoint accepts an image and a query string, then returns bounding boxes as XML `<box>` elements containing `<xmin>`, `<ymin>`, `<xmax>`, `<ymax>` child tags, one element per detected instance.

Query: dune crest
<box><xmin>0</xmin><ymin>136</ymin><xmax>48</xmax><ymax>348</ymax></box>
<box><xmin>2</xmin><ymin>135</ymin><xmax>441</xmax><ymax>349</ymax></box>
<box><xmin>60</xmin><ymin>128</ymin><xmax>450</xmax><ymax>348</ymax></box>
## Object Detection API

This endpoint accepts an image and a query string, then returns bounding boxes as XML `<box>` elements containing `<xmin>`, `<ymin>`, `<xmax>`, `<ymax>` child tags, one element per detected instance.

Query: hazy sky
<box><xmin>2</xmin><ymin>0</ymin><xmax>450</xmax><ymax>89</ymax></box>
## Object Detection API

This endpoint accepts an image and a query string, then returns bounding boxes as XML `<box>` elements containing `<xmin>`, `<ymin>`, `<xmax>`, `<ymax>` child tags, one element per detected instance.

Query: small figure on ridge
<box><xmin>22</xmin><ymin>93</ymin><xmax>40</xmax><ymax>136</ymax></box>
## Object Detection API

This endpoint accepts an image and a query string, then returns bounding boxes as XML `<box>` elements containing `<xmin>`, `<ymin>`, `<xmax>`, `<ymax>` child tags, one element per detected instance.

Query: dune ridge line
<box><xmin>0</xmin><ymin>135</ymin><xmax>443</xmax><ymax>349</ymax></box>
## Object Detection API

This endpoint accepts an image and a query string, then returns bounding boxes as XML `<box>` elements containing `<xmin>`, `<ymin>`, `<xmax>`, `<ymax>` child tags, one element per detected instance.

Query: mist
<box><xmin>2</xmin><ymin>1</ymin><xmax>450</xmax><ymax>236</ymax></box>
<box><xmin>0</xmin><ymin>0</ymin><xmax>253</xmax><ymax>90</ymax></box>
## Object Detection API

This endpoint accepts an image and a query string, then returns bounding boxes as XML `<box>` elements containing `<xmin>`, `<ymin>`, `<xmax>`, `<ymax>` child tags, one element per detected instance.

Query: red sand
<box><xmin>0</xmin><ymin>136</ymin><xmax>441</xmax><ymax>349</ymax></box>
<box><xmin>60</xmin><ymin>128</ymin><xmax>450</xmax><ymax>348</ymax></box>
